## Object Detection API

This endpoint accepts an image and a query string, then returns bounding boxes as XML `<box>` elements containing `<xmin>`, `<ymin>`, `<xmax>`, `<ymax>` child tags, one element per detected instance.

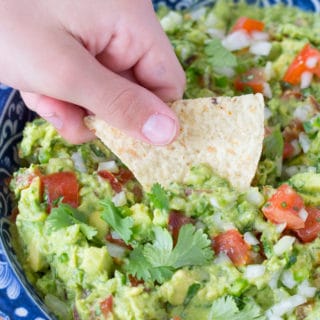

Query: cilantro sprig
<box><xmin>204</xmin><ymin>38</ymin><xmax>238</xmax><ymax>69</ymax></box>
<box><xmin>100</xmin><ymin>199</ymin><xmax>134</xmax><ymax>244</ymax></box>
<box><xmin>125</xmin><ymin>224</ymin><xmax>213</xmax><ymax>283</ymax></box>
<box><xmin>148</xmin><ymin>183</ymin><xmax>169</xmax><ymax>211</ymax></box>
<box><xmin>46</xmin><ymin>203</ymin><xmax>97</xmax><ymax>240</ymax></box>
<box><xmin>208</xmin><ymin>296</ymin><xmax>265</xmax><ymax>320</ymax></box>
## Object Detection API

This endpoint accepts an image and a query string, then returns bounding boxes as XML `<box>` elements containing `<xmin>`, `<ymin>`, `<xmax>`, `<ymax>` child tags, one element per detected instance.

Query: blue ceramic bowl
<box><xmin>1</xmin><ymin>1</ymin><xmax>320</xmax><ymax>319</ymax></box>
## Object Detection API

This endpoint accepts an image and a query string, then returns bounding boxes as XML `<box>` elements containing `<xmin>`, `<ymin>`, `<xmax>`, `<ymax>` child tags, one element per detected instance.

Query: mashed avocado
<box><xmin>10</xmin><ymin>1</ymin><xmax>320</xmax><ymax>319</ymax></box>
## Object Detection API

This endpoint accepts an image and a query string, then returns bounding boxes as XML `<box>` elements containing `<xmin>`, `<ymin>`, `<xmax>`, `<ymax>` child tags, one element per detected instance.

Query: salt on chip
<box><xmin>85</xmin><ymin>94</ymin><xmax>264</xmax><ymax>191</ymax></box>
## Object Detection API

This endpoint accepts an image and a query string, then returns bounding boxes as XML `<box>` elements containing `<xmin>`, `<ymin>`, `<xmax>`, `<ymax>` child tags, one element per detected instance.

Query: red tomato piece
<box><xmin>234</xmin><ymin>68</ymin><xmax>265</xmax><ymax>94</ymax></box>
<box><xmin>98</xmin><ymin>170</ymin><xmax>122</xmax><ymax>193</ymax></box>
<box><xmin>262</xmin><ymin>184</ymin><xmax>305</xmax><ymax>229</ymax></box>
<box><xmin>168</xmin><ymin>210</ymin><xmax>195</xmax><ymax>244</ymax></box>
<box><xmin>283</xmin><ymin>43</ymin><xmax>320</xmax><ymax>85</ymax></box>
<box><xmin>100</xmin><ymin>295</ymin><xmax>113</xmax><ymax>318</ymax></box>
<box><xmin>115</xmin><ymin>167</ymin><xmax>134</xmax><ymax>185</ymax></box>
<box><xmin>283</xmin><ymin>141</ymin><xmax>296</xmax><ymax>160</ymax></box>
<box><xmin>295</xmin><ymin>207</ymin><xmax>320</xmax><ymax>243</ymax></box>
<box><xmin>41</xmin><ymin>171</ymin><xmax>79</xmax><ymax>211</ymax></box>
<box><xmin>212</xmin><ymin>229</ymin><xmax>251</xmax><ymax>266</ymax></box>
<box><xmin>231</xmin><ymin>16</ymin><xmax>264</xmax><ymax>33</ymax></box>
<box><xmin>105</xmin><ymin>232</ymin><xmax>132</xmax><ymax>250</ymax></box>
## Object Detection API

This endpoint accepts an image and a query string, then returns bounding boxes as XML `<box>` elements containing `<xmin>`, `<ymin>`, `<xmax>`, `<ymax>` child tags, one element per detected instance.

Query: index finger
<box><xmin>134</xmin><ymin>31</ymin><xmax>186</xmax><ymax>102</ymax></box>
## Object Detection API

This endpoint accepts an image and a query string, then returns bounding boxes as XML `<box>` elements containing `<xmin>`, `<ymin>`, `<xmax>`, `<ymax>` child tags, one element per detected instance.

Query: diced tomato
<box><xmin>172</xmin><ymin>317</ymin><xmax>182</xmax><ymax>320</ymax></box>
<box><xmin>98</xmin><ymin>170</ymin><xmax>122</xmax><ymax>193</ymax></box>
<box><xmin>262</xmin><ymin>184</ymin><xmax>305</xmax><ymax>230</ymax></box>
<box><xmin>106</xmin><ymin>232</ymin><xmax>132</xmax><ymax>250</ymax></box>
<box><xmin>212</xmin><ymin>229</ymin><xmax>251</xmax><ymax>266</ymax></box>
<box><xmin>234</xmin><ymin>68</ymin><xmax>265</xmax><ymax>94</ymax></box>
<box><xmin>100</xmin><ymin>295</ymin><xmax>113</xmax><ymax>318</ymax></box>
<box><xmin>283</xmin><ymin>43</ymin><xmax>320</xmax><ymax>85</ymax></box>
<box><xmin>231</xmin><ymin>16</ymin><xmax>264</xmax><ymax>33</ymax></box>
<box><xmin>128</xmin><ymin>274</ymin><xmax>144</xmax><ymax>287</ymax></box>
<box><xmin>295</xmin><ymin>207</ymin><xmax>320</xmax><ymax>243</ymax></box>
<box><xmin>41</xmin><ymin>171</ymin><xmax>79</xmax><ymax>211</ymax></box>
<box><xmin>168</xmin><ymin>210</ymin><xmax>195</xmax><ymax>244</ymax></box>
<box><xmin>283</xmin><ymin>141</ymin><xmax>295</xmax><ymax>160</ymax></box>
<box><xmin>115</xmin><ymin>167</ymin><xmax>134</xmax><ymax>185</ymax></box>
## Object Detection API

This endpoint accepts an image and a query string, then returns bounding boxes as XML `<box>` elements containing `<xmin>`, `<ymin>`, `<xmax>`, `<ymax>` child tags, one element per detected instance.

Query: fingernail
<box><xmin>142</xmin><ymin>114</ymin><xmax>177</xmax><ymax>145</ymax></box>
<box><xmin>42</xmin><ymin>113</ymin><xmax>63</xmax><ymax>129</ymax></box>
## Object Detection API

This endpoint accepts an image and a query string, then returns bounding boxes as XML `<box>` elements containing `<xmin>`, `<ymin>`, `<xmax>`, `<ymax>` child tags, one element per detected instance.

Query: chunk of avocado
<box><xmin>289</xmin><ymin>172</ymin><xmax>320</xmax><ymax>205</ymax></box>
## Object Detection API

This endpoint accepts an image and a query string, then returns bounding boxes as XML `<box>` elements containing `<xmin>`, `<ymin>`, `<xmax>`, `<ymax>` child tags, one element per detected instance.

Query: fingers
<box><xmin>20</xmin><ymin>92</ymin><xmax>95</xmax><ymax>144</ymax></box>
<box><xmin>95</xmin><ymin>1</ymin><xmax>186</xmax><ymax>102</ymax></box>
<box><xmin>33</xmin><ymin>34</ymin><xmax>179</xmax><ymax>145</ymax></box>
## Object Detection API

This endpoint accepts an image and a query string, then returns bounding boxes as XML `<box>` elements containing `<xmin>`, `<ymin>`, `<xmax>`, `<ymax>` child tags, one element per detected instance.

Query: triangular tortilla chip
<box><xmin>85</xmin><ymin>93</ymin><xmax>264</xmax><ymax>191</ymax></box>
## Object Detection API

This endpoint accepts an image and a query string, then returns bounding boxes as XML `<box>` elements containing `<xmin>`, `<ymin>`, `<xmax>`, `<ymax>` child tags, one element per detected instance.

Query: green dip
<box><xmin>10</xmin><ymin>1</ymin><xmax>320</xmax><ymax>319</ymax></box>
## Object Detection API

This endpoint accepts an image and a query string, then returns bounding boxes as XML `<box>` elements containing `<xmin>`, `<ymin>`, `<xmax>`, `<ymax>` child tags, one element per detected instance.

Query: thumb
<box><xmin>35</xmin><ymin>35</ymin><xmax>180</xmax><ymax>145</ymax></box>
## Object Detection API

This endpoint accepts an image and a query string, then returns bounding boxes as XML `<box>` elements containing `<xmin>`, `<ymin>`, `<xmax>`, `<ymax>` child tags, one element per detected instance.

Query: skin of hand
<box><xmin>0</xmin><ymin>0</ymin><xmax>185</xmax><ymax>144</ymax></box>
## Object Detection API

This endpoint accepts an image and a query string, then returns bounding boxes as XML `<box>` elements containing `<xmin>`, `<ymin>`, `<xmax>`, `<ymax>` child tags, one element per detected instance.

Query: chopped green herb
<box><xmin>100</xmin><ymin>199</ymin><xmax>134</xmax><ymax>244</ymax></box>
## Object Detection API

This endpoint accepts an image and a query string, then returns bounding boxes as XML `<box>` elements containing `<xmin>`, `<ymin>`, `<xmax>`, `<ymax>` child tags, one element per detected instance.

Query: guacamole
<box><xmin>9</xmin><ymin>1</ymin><xmax>320</xmax><ymax>319</ymax></box>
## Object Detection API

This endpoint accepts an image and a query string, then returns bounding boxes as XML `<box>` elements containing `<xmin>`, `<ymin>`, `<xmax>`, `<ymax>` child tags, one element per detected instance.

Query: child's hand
<box><xmin>0</xmin><ymin>0</ymin><xmax>185</xmax><ymax>144</ymax></box>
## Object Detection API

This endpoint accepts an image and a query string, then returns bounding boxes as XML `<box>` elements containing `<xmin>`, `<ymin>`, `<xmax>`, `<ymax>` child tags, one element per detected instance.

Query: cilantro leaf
<box><xmin>100</xmin><ymin>199</ymin><xmax>133</xmax><ymax>244</ymax></box>
<box><xmin>143</xmin><ymin>227</ymin><xmax>174</xmax><ymax>267</ymax></box>
<box><xmin>171</xmin><ymin>224</ymin><xmax>213</xmax><ymax>268</ymax></box>
<box><xmin>204</xmin><ymin>38</ymin><xmax>237</xmax><ymax>69</ymax></box>
<box><xmin>263</xmin><ymin>126</ymin><xmax>284</xmax><ymax>160</ymax></box>
<box><xmin>183</xmin><ymin>283</ymin><xmax>201</xmax><ymax>306</ymax></box>
<box><xmin>126</xmin><ymin>224</ymin><xmax>213</xmax><ymax>284</ymax></box>
<box><xmin>208</xmin><ymin>296</ymin><xmax>265</xmax><ymax>320</ymax></box>
<box><xmin>148</xmin><ymin>183</ymin><xmax>169</xmax><ymax>211</ymax></box>
<box><xmin>46</xmin><ymin>203</ymin><xmax>97</xmax><ymax>240</ymax></box>
<box><xmin>125</xmin><ymin>246</ymin><xmax>174</xmax><ymax>283</ymax></box>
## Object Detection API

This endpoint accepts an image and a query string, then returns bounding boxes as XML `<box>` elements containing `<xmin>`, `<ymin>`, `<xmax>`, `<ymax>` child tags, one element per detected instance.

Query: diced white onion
<box><xmin>249</xmin><ymin>41</ymin><xmax>272</xmax><ymax>56</ymax></box>
<box><xmin>267</xmin><ymin>295</ymin><xmax>306</xmax><ymax>316</ymax></box>
<box><xmin>251</xmin><ymin>31</ymin><xmax>270</xmax><ymax>41</ymax></box>
<box><xmin>297</xmin><ymin>280</ymin><xmax>317</xmax><ymax>298</ymax></box>
<box><xmin>207</xmin><ymin>28</ymin><xmax>225</xmax><ymax>39</ymax></box>
<box><xmin>111</xmin><ymin>231</ymin><xmax>121</xmax><ymax>240</ymax></box>
<box><xmin>214</xmin><ymin>252</ymin><xmax>232</xmax><ymax>264</ymax></box>
<box><xmin>244</xmin><ymin>232</ymin><xmax>260</xmax><ymax>245</ymax></box>
<box><xmin>212</xmin><ymin>213</ymin><xmax>235</xmax><ymax>231</ymax></box>
<box><xmin>299</xmin><ymin>132</ymin><xmax>311</xmax><ymax>153</ymax></box>
<box><xmin>264</xmin><ymin>107</ymin><xmax>272</xmax><ymax>120</ymax></box>
<box><xmin>160</xmin><ymin>11</ymin><xmax>183</xmax><ymax>32</ymax></box>
<box><xmin>189</xmin><ymin>7</ymin><xmax>207</xmax><ymax>20</ymax></box>
<box><xmin>263</xmin><ymin>82</ymin><xmax>273</xmax><ymax>99</ymax></box>
<box><xmin>293</xmin><ymin>104</ymin><xmax>312</xmax><ymax>122</ymax></box>
<box><xmin>98</xmin><ymin>160</ymin><xmax>119</xmax><ymax>173</ymax></box>
<box><xmin>71</xmin><ymin>151</ymin><xmax>87</xmax><ymax>173</ymax></box>
<box><xmin>275</xmin><ymin>223</ymin><xmax>287</xmax><ymax>233</ymax></box>
<box><xmin>222</xmin><ymin>30</ymin><xmax>251</xmax><ymax>51</ymax></box>
<box><xmin>106</xmin><ymin>242</ymin><xmax>127</xmax><ymax>258</ymax></box>
<box><xmin>245</xmin><ymin>187</ymin><xmax>264</xmax><ymax>206</ymax></box>
<box><xmin>112</xmin><ymin>191</ymin><xmax>127</xmax><ymax>207</ymax></box>
<box><xmin>281</xmin><ymin>270</ymin><xmax>297</xmax><ymax>289</ymax></box>
<box><xmin>267</xmin><ymin>314</ymin><xmax>283</xmax><ymax>320</ymax></box>
<box><xmin>298</xmin><ymin>208</ymin><xmax>309</xmax><ymax>222</ymax></box>
<box><xmin>306</xmin><ymin>56</ymin><xmax>318</xmax><ymax>69</ymax></box>
<box><xmin>285</xmin><ymin>165</ymin><xmax>316</xmax><ymax>178</ymax></box>
<box><xmin>290</xmin><ymin>139</ymin><xmax>302</xmax><ymax>157</ymax></box>
<box><xmin>244</xmin><ymin>264</ymin><xmax>266</xmax><ymax>279</ymax></box>
<box><xmin>300</xmin><ymin>71</ymin><xmax>313</xmax><ymax>89</ymax></box>
<box><xmin>264</xmin><ymin>61</ymin><xmax>274</xmax><ymax>81</ymax></box>
<box><xmin>214</xmin><ymin>66</ymin><xmax>235</xmax><ymax>78</ymax></box>
<box><xmin>273</xmin><ymin>236</ymin><xmax>295</xmax><ymax>256</ymax></box>
<box><xmin>210</xmin><ymin>197</ymin><xmax>221</xmax><ymax>209</ymax></box>
<box><xmin>269</xmin><ymin>270</ymin><xmax>281</xmax><ymax>289</ymax></box>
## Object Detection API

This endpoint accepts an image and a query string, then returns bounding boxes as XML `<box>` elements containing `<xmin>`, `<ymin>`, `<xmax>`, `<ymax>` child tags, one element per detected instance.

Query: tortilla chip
<box><xmin>85</xmin><ymin>93</ymin><xmax>264</xmax><ymax>191</ymax></box>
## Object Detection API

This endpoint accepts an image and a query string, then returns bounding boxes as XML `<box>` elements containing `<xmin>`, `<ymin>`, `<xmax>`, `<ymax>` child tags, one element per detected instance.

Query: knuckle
<box><xmin>101</xmin><ymin>88</ymin><xmax>141</xmax><ymax>121</ymax></box>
